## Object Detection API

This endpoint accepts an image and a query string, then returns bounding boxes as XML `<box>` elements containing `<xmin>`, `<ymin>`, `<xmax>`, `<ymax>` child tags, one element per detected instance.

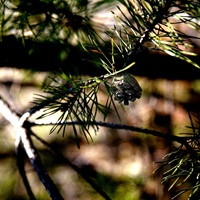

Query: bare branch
<box><xmin>16</xmin><ymin>142</ymin><xmax>36</xmax><ymax>200</ymax></box>
<box><xmin>0</xmin><ymin>96</ymin><xmax>64</xmax><ymax>200</ymax></box>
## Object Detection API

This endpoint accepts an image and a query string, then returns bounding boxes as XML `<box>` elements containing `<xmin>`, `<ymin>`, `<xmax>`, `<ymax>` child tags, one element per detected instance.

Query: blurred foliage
<box><xmin>1</xmin><ymin>0</ymin><xmax>200</xmax><ymax>69</ymax></box>
<box><xmin>1</xmin><ymin>0</ymin><xmax>96</xmax><ymax>43</ymax></box>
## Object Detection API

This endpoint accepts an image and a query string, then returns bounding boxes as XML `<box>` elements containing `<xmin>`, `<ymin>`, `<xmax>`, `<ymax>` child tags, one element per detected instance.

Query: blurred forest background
<box><xmin>0</xmin><ymin>0</ymin><xmax>200</xmax><ymax>200</ymax></box>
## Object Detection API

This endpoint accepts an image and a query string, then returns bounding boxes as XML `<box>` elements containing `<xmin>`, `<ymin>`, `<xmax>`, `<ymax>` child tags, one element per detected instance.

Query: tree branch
<box><xmin>30</xmin><ymin>120</ymin><xmax>192</xmax><ymax>147</ymax></box>
<box><xmin>16</xmin><ymin>142</ymin><xmax>36</xmax><ymax>200</ymax></box>
<box><xmin>0</xmin><ymin>96</ymin><xmax>64</xmax><ymax>200</ymax></box>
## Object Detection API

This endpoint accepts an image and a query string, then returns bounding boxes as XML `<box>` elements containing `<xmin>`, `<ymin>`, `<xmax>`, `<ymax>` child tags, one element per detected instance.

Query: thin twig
<box><xmin>30</xmin><ymin>119</ymin><xmax>198</xmax><ymax>156</ymax></box>
<box><xmin>30</xmin><ymin>120</ymin><xmax>191</xmax><ymax>145</ymax></box>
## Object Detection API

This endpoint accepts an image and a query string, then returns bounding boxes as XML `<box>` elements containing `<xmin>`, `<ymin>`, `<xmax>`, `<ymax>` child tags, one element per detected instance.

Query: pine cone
<box><xmin>111</xmin><ymin>73</ymin><xmax>142</xmax><ymax>105</ymax></box>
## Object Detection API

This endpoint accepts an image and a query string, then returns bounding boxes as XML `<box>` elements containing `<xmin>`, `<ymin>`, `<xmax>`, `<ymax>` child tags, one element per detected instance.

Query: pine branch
<box><xmin>127</xmin><ymin>0</ymin><xmax>174</xmax><ymax>54</ymax></box>
<box><xmin>30</xmin><ymin>71</ymin><xmax>142</xmax><ymax>141</ymax></box>
<box><xmin>0</xmin><ymin>95</ymin><xmax>64</xmax><ymax>200</ymax></box>
<box><xmin>0</xmin><ymin>94</ymin><xmax>112</xmax><ymax>199</ymax></box>
<box><xmin>155</xmin><ymin>111</ymin><xmax>200</xmax><ymax>199</ymax></box>
<box><xmin>117</xmin><ymin>0</ymin><xmax>200</xmax><ymax>68</ymax></box>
